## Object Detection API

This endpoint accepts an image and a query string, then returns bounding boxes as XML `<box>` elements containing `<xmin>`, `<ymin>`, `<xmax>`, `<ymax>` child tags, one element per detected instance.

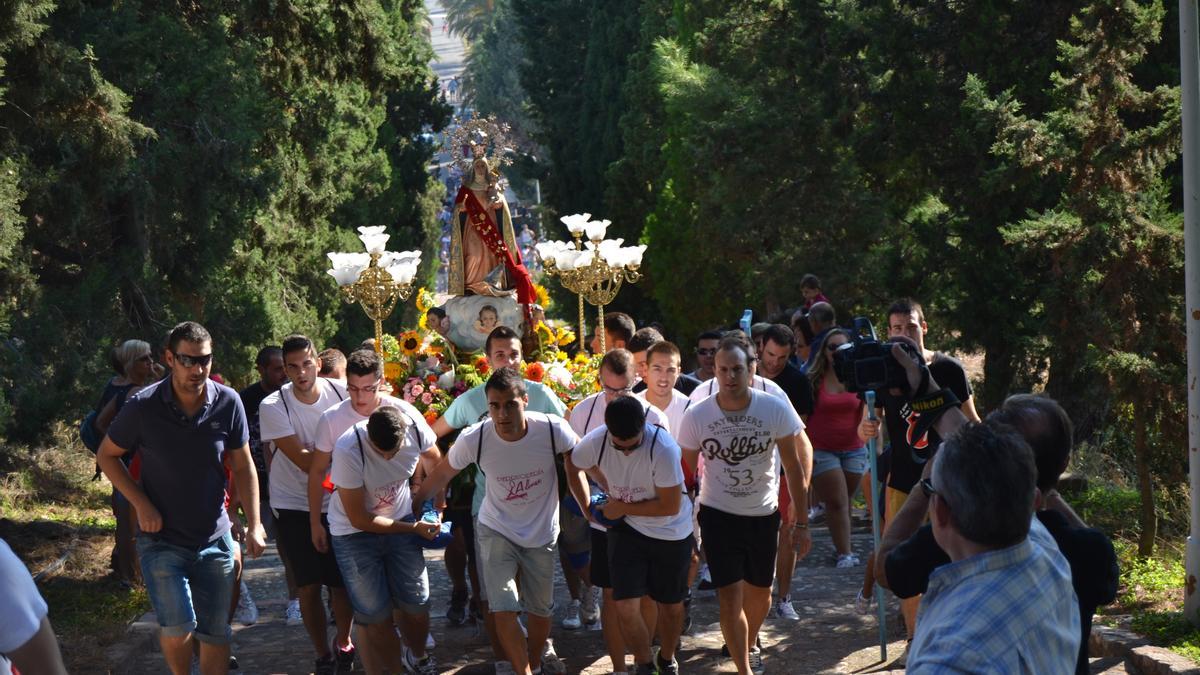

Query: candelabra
<box><xmin>536</xmin><ymin>215</ymin><xmax>645</xmax><ymax>353</ymax></box>
<box><xmin>327</xmin><ymin>227</ymin><xmax>422</xmax><ymax>354</ymax></box>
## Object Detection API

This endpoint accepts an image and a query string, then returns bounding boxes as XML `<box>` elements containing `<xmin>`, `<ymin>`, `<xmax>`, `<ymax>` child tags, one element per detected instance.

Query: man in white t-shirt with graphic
<box><xmin>328</xmin><ymin>405</ymin><xmax>442</xmax><ymax>675</ymax></box>
<box><xmin>417</xmin><ymin>368</ymin><xmax>580</xmax><ymax>675</ymax></box>
<box><xmin>259</xmin><ymin>334</ymin><xmax>352</xmax><ymax>673</ymax></box>
<box><xmin>307</xmin><ymin>348</ymin><xmax>417</xmax><ymax>673</ymax></box>
<box><xmin>567</xmin><ymin>396</ymin><xmax>692</xmax><ymax>675</ymax></box>
<box><xmin>677</xmin><ymin>337</ymin><xmax>813</xmax><ymax>675</ymax></box>
<box><xmin>569</xmin><ymin>349</ymin><xmax>668</xmax><ymax>675</ymax></box>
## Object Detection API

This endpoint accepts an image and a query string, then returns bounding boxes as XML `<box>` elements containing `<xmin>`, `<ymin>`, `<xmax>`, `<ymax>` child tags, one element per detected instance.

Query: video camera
<box><xmin>831</xmin><ymin>317</ymin><xmax>922</xmax><ymax>394</ymax></box>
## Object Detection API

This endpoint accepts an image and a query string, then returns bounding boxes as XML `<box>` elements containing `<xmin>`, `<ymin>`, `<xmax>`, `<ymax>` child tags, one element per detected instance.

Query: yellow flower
<box><xmin>384</xmin><ymin>361</ymin><xmax>402</xmax><ymax>381</ymax></box>
<box><xmin>574</xmin><ymin>352</ymin><xmax>590</xmax><ymax>365</ymax></box>
<box><xmin>556</xmin><ymin>328</ymin><xmax>576</xmax><ymax>347</ymax></box>
<box><xmin>398</xmin><ymin>330</ymin><xmax>422</xmax><ymax>356</ymax></box>
<box><xmin>417</xmin><ymin>311</ymin><xmax>429</xmax><ymax>330</ymax></box>
<box><xmin>415</xmin><ymin>288</ymin><xmax>434</xmax><ymax>313</ymax></box>
<box><xmin>534</xmin><ymin>283</ymin><xmax>552</xmax><ymax>308</ymax></box>
<box><xmin>535</xmin><ymin>321</ymin><xmax>554</xmax><ymax>343</ymax></box>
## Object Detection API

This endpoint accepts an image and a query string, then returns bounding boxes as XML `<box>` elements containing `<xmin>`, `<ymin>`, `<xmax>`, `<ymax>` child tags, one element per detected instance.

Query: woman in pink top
<box><xmin>805</xmin><ymin>329</ymin><xmax>867</xmax><ymax>568</ymax></box>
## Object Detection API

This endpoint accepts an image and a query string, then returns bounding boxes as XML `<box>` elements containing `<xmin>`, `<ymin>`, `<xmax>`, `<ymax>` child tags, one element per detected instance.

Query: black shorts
<box><xmin>608</xmin><ymin>523</ymin><xmax>693</xmax><ymax>603</ymax></box>
<box><xmin>589</xmin><ymin>527</ymin><xmax>611</xmax><ymax>589</ymax></box>
<box><xmin>697</xmin><ymin>504</ymin><xmax>780</xmax><ymax>589</ymax></box>
<box><xmin>275</xmin><ymin>509</ymin><xmax>344</xmax><ymax>589</ymax></box>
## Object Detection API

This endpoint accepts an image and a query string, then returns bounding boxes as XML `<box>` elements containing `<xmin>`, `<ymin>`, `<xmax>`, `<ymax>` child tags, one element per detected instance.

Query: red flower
<box><xmin>525</xmin><ymin>362</ymin><xmax>546</xmax><ymax>383</ymax></box>
<box><xmin>474</xmin><ymin>356</ymin><xmax>490</xmax><ymax>375</ymax></box>
<box><xmin>426</xmin><ymin>374</ymin><xmax>437</xmax><ymax>384</ymax></box>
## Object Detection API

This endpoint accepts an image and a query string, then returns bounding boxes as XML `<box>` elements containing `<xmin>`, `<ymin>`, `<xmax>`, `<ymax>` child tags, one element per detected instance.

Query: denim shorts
<box><xmin>813</xmin><ymin>447</ymin><xmax>869</xmax><ymax>477</ymax></box>
<box><xmin>137</xmin><ymin>530</ymin><xmax>236</xmax><ymax>644</ymax></box>
<box><xmin>332</xmin><ymin>531</ymin><xmax>429</xmax><ymax>624</ymax></box>
<box><xmin>476</xmin><ymin>522</ymin><xmax>556</xmax><ymax>616</ymax></box>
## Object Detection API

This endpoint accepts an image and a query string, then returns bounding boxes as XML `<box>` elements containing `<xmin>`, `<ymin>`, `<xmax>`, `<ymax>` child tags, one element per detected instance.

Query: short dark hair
<box><xmin>717</xmin><ymin>332</ymin><xmax>755</xmax><ymax>365</ymax></box>
<box><xmin>318</xmin><ymin>348</ymin><xmax>346</xmax><ymax>375</ymax></box>
<box><xmin>484</xmin><ymin>367</ymin><xmax>528</xmax><ymax>397</ymax></box>
<box><xmin>697</xmin><ymin>329</ymin><xmax>724</xmax><ymax>342</ymax></box>
<box><xmin>281</xmin><ymin>334</ymin><xmax>315</xmax><ymax>358</ymax></box>
<box><xmin>988</xmin><ymin>394</ymin><xmax>1074</xmax><ymax>492</ymax></box>
<box><xmin>934</xmin><ymin>421</ymin><xmax>1036</xmax><ymax>548</ymax></box>
<box><xmin>750</xmin><ymin>322</ymin><xmax>772</xmax><ymax>342</ymax></box>
<box><xmin>887</xmin><ymin>297</ymin><xmax>925</xmax><ymax>324</ymax></box>
<box><xmin>255</xmin><ymin>346</ymin><xmax>282</xmax><ymax>368</ymax></box>
<box><xmin>480</xmin><ymin>304</ymin><xmax>498</xmax><ymax>317</ymax></box>
<box><xmin>367</xmin><ymin>406</ymin><xmax>408</xmax><ymax>451</ymax></box>
<box><xmin>603</xmin><ymin>312</ymin><xmax>636</xmax><ymax>345</ymax></box>
<box><xmin>605</xmin><ymin>395</ymin><xmax>646</xmax><ymax>439</ymax></box>
<box><xmin>808</xmin><ymin>302</ymin><xmax>836</xmax><ymax>329</ymax></box>
<box><xmin>790</xmin><ymin>310</ymin><xmax>815</xmax><ymax>344</ymax></box>
<box><xmin>626</xmin><ymin>327</ymin><xmax>664</xmax><ymax>354</ymax></box>
<box><xmin>168</xmin><ymin>321</ymin><xmax>212</xmax><ymax>353</ymax></box>
<box><xmin>427</xmin><ymin>306</ymin><xmax>447</xmax><ymax>320</ymax></box>
<box><xmin>800</xmin><ymin>273</ymin><xmax>821</xmax><ymax>290</ymax></box>
<box><xmin>345</xmin><ymin>349</ymin><xmax>383</xmax><ymax>379</ymax></box>
<box><xmin>762</xmin><ymin>324</ymin><xmax>796</xmax><ymax>349</ymax></box>
<box><xmin>599</xmin><ymin>349</ymin><xmax>634</xmax><ymax>377</ymax></box>
<box><xmin>646</xmin><ymin>341</ymin><xmax>681</xmax><ymax>364</ymax></box>
<box><xmin>485</xmin><ymin>325</ymin><xmax>521</xmax><ymax>355</ymax></box>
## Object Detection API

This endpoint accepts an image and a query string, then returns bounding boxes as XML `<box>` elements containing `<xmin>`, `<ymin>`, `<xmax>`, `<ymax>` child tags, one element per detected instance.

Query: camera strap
<box><xmin>908</xmin><ymin>387</ymin><xmax>962</xmax><ymax>449</ymax></box>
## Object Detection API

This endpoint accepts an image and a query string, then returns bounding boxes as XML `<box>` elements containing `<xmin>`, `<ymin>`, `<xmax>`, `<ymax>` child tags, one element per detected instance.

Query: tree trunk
<box><xmin>980</xmin><ymin>338</ymin><xmax>1016</xmax><ymax>412</ymax></box>
<box><xmin>1134</xmin><ymin>391</ymin><xmax>1157</xmax><ymax>556</ymax></box>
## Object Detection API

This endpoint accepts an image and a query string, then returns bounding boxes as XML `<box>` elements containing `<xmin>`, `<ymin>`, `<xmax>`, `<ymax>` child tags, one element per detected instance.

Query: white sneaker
<box><xmin>772</xmin><ymin>596</ymin><xmax>800</xmax><ymax>621</ymax></box>
<box><xmin>561</xmin><ymin>598</ymin><xmax>583</xmax><ymax>630</ymax></box>
<box><xmin>494</xmin><ymin>661</ymin><xmax>517</xmax><ymax>675</ymax></box>
<box><xmin>808</xmin><ymin>503</ymin><xmax>826</xmax><ymax>523</ymax></box>
<box><xmin>284</xmin><ymin>598</ymin><xmax>302</xmax><ymax>626</ymax></box>
<box><xmin>540</xmin><ymin>639</ymin><xmax>566</xmax><ymax>674</ymax></box>
<box><xmin>233</xmin><ymin>581</ymin><xmax>258</xmax><ymax>625</ymax></box>
<box><xmin>401</xmin><ymin>645</ymin><xmax>439</xmax><ymax>675</ymax></box>
<box><xmin>748</xmin><ymin>645</ymin><xmax>765</xmax><ymax>674</ymax></box>
<box><xmin>580</xmin><ymin>585</ymin><xmax>600</xmax><ymax>625</ymax></box>
<box><xmin>836</xmin><ymin>554</ymin><xmax>861</xmax><ymax>569</ymax></box>
<box><xmin>696</xmin><ymin>563</ymin><xmax>715</xmax><ymax>592</ymax></box>
<box><xmin>425</xmin><ymin>631</ymin><xmax>436</xmax><ymax>650</ymax></box>
<box><xmin>854</xmin><ymin>589</ymin><xmax>875</xmax><ymax>615</ymax></box>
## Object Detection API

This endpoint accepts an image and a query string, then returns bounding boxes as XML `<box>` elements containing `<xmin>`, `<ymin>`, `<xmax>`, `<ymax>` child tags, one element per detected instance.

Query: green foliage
<box><xmin>1130</xmin><ymin>611</ymin><xmax>1200</xmax><ymax>662</ymax></box>
<box><xmin>0</xmin><ymin>0</ymin><xmax>447</xmax><ymax>441</ymax></box>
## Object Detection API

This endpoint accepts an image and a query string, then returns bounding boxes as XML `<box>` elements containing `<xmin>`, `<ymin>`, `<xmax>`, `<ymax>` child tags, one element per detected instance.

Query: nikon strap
<box><xmin>908</xmin><ymin>387</ymin><xmax>961</xmax><ymax>455</ymax></box>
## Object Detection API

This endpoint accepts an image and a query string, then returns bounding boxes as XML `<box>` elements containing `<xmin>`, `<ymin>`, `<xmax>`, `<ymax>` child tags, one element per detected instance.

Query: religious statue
<box><xmin>446</xmin><ymin>118</ymin><xmax>535</xmax><ymax>305</ymax></box>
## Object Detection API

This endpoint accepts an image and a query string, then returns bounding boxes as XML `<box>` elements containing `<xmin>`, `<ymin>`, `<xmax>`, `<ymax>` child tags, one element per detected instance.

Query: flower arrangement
<box><xmin>398</xmin><ymin>375</ymin><xmax>455</xmax><ymax>425</ymax></box>
<box><xmin>539</xmin><ymin>352</ymin><xmax>601</xmax><ymax>410</ymax></box>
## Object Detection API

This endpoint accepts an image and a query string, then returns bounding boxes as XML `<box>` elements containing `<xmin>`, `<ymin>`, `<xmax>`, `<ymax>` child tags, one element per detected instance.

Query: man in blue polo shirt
<box><xmin>98</xmin><ymin>321</ymin><xmax>266</xmax><ymax>675</ymax></box>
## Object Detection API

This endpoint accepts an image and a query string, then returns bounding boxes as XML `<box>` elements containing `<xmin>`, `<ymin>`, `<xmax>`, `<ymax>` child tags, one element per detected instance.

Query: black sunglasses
<box><xmin>175</xmin><ymin>352</ymin><xmax>213</xmax><ymax>368</ymax></box>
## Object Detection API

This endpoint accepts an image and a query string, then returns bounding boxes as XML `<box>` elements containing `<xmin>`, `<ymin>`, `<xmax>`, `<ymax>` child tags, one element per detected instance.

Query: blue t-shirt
<box><xmin>108</xmin><ymin>379</ymin><xmax>249</xmax><ymax>549</ymax></box>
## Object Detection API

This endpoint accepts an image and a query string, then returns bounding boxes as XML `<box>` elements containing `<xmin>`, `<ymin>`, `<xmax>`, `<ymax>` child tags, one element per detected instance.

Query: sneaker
<box><xmin>426</xmin><ymin>631</ymin><xmax>436</xmax><ymax>650</ymax></box>
<box><xmin>681</xmin><ymin>592</ymin><xmax>693</xmax><ymax>635</ymax></box>
<box><xmin>402</xmin><ymin>646</ymin><xmax>439</xmax><ymax>675</ymax></box>
<box><xmin>561</xmin><ymin>598</ymin><xmax>583</xmax><ymax>630</ymax></box>
<box><xmin>808</xmin><ymin>503</ymin><xmax>827</xmax><ymax>524</ymax></box>
<box><xmin>696</xmin><ymin>563</ymin><xmax>715</xmax><ymax>592</ymax></box>
<box><xmin>748</xmin><ymin>645</ymin><xmax>765</xmax><ymax>674</ymax></box>
<box><xmin>447</xmin><ymin>589</ymin><xmax>469</xmax><ymax>626</ymax></box>
<box><xmin>285</xmin><ymin>598</ymin><xmax>303</xmax><ymax>626</ymax></box>
<box><xmin>772</xmin><ymin>596</ymin><xmax>800</xmax><ymax>621</ymax></box>
<box><xmin>854</xmin><ymin>589</ymin><xmax>875</xmax><ymax>615</ymax></box>
<box><xmin>580</xmin><ymin>585</ymin><xmax>600</xmax><ymax>625</ymax></box>
<box><xmin>228</xmin><ymin>655</ymin><xmax>239</xmax><ymax>671</ymax></box>
<box><xmin>494</xmin><ymin>660</ymin><xmax>517</xmax><ymax>674</ymax></box>
<box><xmin>541</xmin><ymin>639</ymin><xmax>566</xmax><ymax>674</ymax></box>
<box><xmin>233</xmin><ymin>582</ymin><xmax>258</xmax><ymax>625</ymax></box>
<box><xmin>314</xmin><ymin>654</ymin><xmax>337</xmax><ymax>675</ymax></box>
<box><xmin>334</xmin><ymin>643</ymin><xmax>356</xmax><ymax>672</ymax></box>
<box><xmin>654</xmin><ymin>648</ymin><xmax>679</xmax><ymax>675</ymax></box>
<box><xmin>633</xmin><ymin>662</ymin><xmax>657</xmax><ymax>675</ymax></box>
<box><xmin>836</xmin><ymin>553</ymin><xmax>860</xmax><ymax>569</ymax></box>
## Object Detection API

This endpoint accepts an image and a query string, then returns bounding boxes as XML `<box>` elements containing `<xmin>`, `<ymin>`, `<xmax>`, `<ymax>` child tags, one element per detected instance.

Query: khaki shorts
<box><xmin>476</xmin><ymin>522</ymin><xmax>556</xmax><ymax>617</ymax></box>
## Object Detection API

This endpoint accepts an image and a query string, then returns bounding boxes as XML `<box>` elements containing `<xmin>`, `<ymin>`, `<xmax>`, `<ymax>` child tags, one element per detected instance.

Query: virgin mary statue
<box><xmin>447</xmin><ymin>154</ymin><xmax>535</xmax><ymax>304</ymax></box>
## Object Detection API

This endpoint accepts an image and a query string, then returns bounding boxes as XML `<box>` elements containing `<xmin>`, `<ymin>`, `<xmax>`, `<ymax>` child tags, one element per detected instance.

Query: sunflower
<box><xmin>398</xmin><ymin>330</ymin><xmax>422</xmax><ymax>356</ymax></box>
<box><xmin>384</xmin><ymin>361</ymin><xmax>403</xmax><ymax>382</ymax></box>
<box><xmin>533</xmin><ymin>283</ymin><xmax>552</xmax><ymax>308</ymax></box>
<box><xmin>415</xmin><ymin>287</ymin><xmax>434</xmax><ymax>313</ymax></box>
<box><xmin>556</xmin><ymin>328</ymin><xmax>576</xmax><ymax>347</ymax></box>
<box><xmin>535</xmin><ymin>321</ymin><xmax>555</xmax><ymax>344</ymax></box>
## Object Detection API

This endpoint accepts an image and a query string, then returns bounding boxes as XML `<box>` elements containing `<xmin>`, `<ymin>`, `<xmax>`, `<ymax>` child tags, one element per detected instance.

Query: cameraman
<box><xmin>856</xmin><ymin>299</ymin><xmax>978</xmax><ymax>646</ymax></box>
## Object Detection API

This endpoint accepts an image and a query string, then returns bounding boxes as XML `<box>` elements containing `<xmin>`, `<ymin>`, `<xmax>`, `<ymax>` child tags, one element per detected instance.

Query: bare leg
<box><xmin>559</xmin><ymin>547</ymin><xmax>583</xmax><ymax>600</ymax></box>
<box><xmin>775</xmin><ymin>524</ymin><xmax>797</xmax><ymax>598</ymax></box>
<box><xmin>493</xmin><ymin>611</ymin><xmax>531</xmax><ymax>674</ymax></box>
<box><xmin>656</xmin><ymin>602</ymin><xmax>685</xmax><ymax>662</ymax></box>
<box><xmin>297</xmin><ymin>584</ymin><xmax>330</xmax><ymax>658</ymax></box>
<box><xmin>364</xmin><ymin>621</ymin><xmax>405</xmax><ymax>674</ymax></box>
<box><xmin>743</xmin><ymin>583</ymin><xmax>772</xmax><ymax>654</ymax></box>
<box><xmin>397</xmin><ymin>610</ymin><xmax>430</xmax><ymax>659</ymax></box>
<box><xmin>330</xmin><ymin>587</ymin><xmax>354</xmax><ymax>651</ymax></box>
<box><xmin>481</xmin><ymin>601</ymin><xmax>506</xmax><ymax>661</ymax></box>
<box><xmin>813</xmin><ymin>469</ymin><xmax>853</xmax><ymax>556</ymax></box>
<box><xmin>160</xmin><ymin>634</ymin><xmax>193</xmax><ymax>675</ymax></box>
<box><xmin>615</xmin><ymin>598</ymin><xmax>652</xmax><ymax>665</ymax></box>
<box><xmin>526</xmin><ymin>613</ymin><xmax>552</xmax><ymax>671</ymax></box>
<box><xmin>445</xmin><ymin>528</ymin><xmax>469</xmax><ymax>597</ymax></box>
<box><xmin>198</xmin><ymin>642</ymin><xmax>232</xmax><ymax>675</ymax></box>
<box><xmin>601</xmin><ymin>588</ymin><xmax>627</xmax><ymax>673</ymax></box>
<box><xmin>716</xmin><ymin>583</ymin><xmax>751</xmax><ymax>675</ymax></box>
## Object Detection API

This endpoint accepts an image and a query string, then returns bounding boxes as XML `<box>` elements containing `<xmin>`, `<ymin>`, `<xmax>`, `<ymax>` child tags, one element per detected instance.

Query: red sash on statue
<box><xmin>456</xmin><ymin>185</ymin><xmax>536</xmax><ymax>306</ymax></box>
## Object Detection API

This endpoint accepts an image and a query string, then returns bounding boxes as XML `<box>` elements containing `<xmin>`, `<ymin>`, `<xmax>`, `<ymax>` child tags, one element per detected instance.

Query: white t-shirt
<box><xmin>447</xmin><ymin>413</ymin><xmax>578</xmax><ymax>547</ymax></box>
<box><xmin>569</xmin><ymin>392</ymin><xmax>669</xmax><ymax>437</ymax></box>
<box><xmin>570</xmin><ymin>423</ymin><xmax>693</xmax><ymax>541</ymax></box>
<box><xmin>0</xmin><ymin>538</ymin><xmax>48</xmax><ymax>673</ymax></box>
<box><xmin>260</xmin><ymin>378</ymin><xmax>347</xmax><ymax>512</ymax></box>
<box><xmin>676</xmin><ymin>389</ymin><xmax>804</xmax><ymax>516</ymax></box>
<box><xmin>636</xmin><ymin>389</ymin><xmax>692</xmax><ymax>436</ymax></box>
<box><xmin>327</xmin><ymin>402</ymin><xmax>437</xmax><ymax>537</ymax></box>
<box><xmin>315</xmin><ymin>395</ymin><xmax>408</xmax><ymax>455</ymax></box>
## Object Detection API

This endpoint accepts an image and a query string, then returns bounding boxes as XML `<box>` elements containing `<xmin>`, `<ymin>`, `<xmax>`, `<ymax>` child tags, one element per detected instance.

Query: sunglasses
<box><xmin>174</xmin><ymin>352</ymin><xmax>213</xmax><ymax>368</ymax></box>
<box><xmin>827</xmin><ymin>342</ymin><xmax>847</xmax><ymax>352</ymax></box>
<box><xmin>695</xmin><ymin>348</ymin><xmax>717</xmax><ymax>357</ymax></box>
<box><xmin>919</xmin><ymin>477</ymin><xmax>938</xmax><ymax>498</ymax></box>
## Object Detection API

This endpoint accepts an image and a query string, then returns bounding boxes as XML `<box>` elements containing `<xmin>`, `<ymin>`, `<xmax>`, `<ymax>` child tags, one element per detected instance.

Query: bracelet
<box><xmin>792</xmin><ymin>522</ymin><xmax>809</xmax><ymax>530</ymax></box>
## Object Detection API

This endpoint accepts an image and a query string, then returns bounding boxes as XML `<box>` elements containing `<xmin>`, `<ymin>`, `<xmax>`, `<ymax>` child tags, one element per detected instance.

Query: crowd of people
<box><xmin>1</xmin><ymin>274</ymin><xmax>1121</xmax><ymax>675</ymax></box>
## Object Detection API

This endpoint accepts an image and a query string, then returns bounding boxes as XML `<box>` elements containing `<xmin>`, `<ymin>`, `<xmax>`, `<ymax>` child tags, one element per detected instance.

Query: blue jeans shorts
<box><xmin>137</xmin><ymin>530</ymin><xmax>236</xmax><ymax>644</ymax></box>
<box><xmin>812</xmin><ymin>447</ymin><xmax>869</xmax><ymax>477</ymax></box>
<box><xmin>332</xmin><ymin>531</ymin><xmax>430</xmax><ymax>624</ymax></box>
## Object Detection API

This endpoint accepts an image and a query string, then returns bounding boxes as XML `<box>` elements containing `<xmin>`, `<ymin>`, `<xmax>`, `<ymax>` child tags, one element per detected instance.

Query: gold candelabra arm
<box><xmin>338</xmin><ymin>252</ymin><xmax>413</xmax><ymax>354</ymax></box>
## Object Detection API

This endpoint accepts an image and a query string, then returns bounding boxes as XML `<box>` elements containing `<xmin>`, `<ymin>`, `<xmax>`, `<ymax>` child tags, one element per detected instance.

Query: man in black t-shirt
<box><xmin>239</xmin><ymin>346</ymin><xmax>286</xmax><ymax>537</ymax></box>
<box><xmin>856</xmin><ymin>299</ymin><xmax>979</xmax><ymax>641</ymax></box>
<box><xmin>878</xmin><ymin>394</ymin><xmax>1118</xmax><ymax>675</ymax></box>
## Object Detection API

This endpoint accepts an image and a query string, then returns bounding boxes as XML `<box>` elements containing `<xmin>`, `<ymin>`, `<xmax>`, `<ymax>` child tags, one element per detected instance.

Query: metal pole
<box><xmin>865</xmin><ymin>391</ymin><xmax>888</xmax><ymax>658</ymax></box>
<box><xmin>1180</xmin><ymin>0</ymin><xmax>1200</xmax><ymax>626</ymax></box>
